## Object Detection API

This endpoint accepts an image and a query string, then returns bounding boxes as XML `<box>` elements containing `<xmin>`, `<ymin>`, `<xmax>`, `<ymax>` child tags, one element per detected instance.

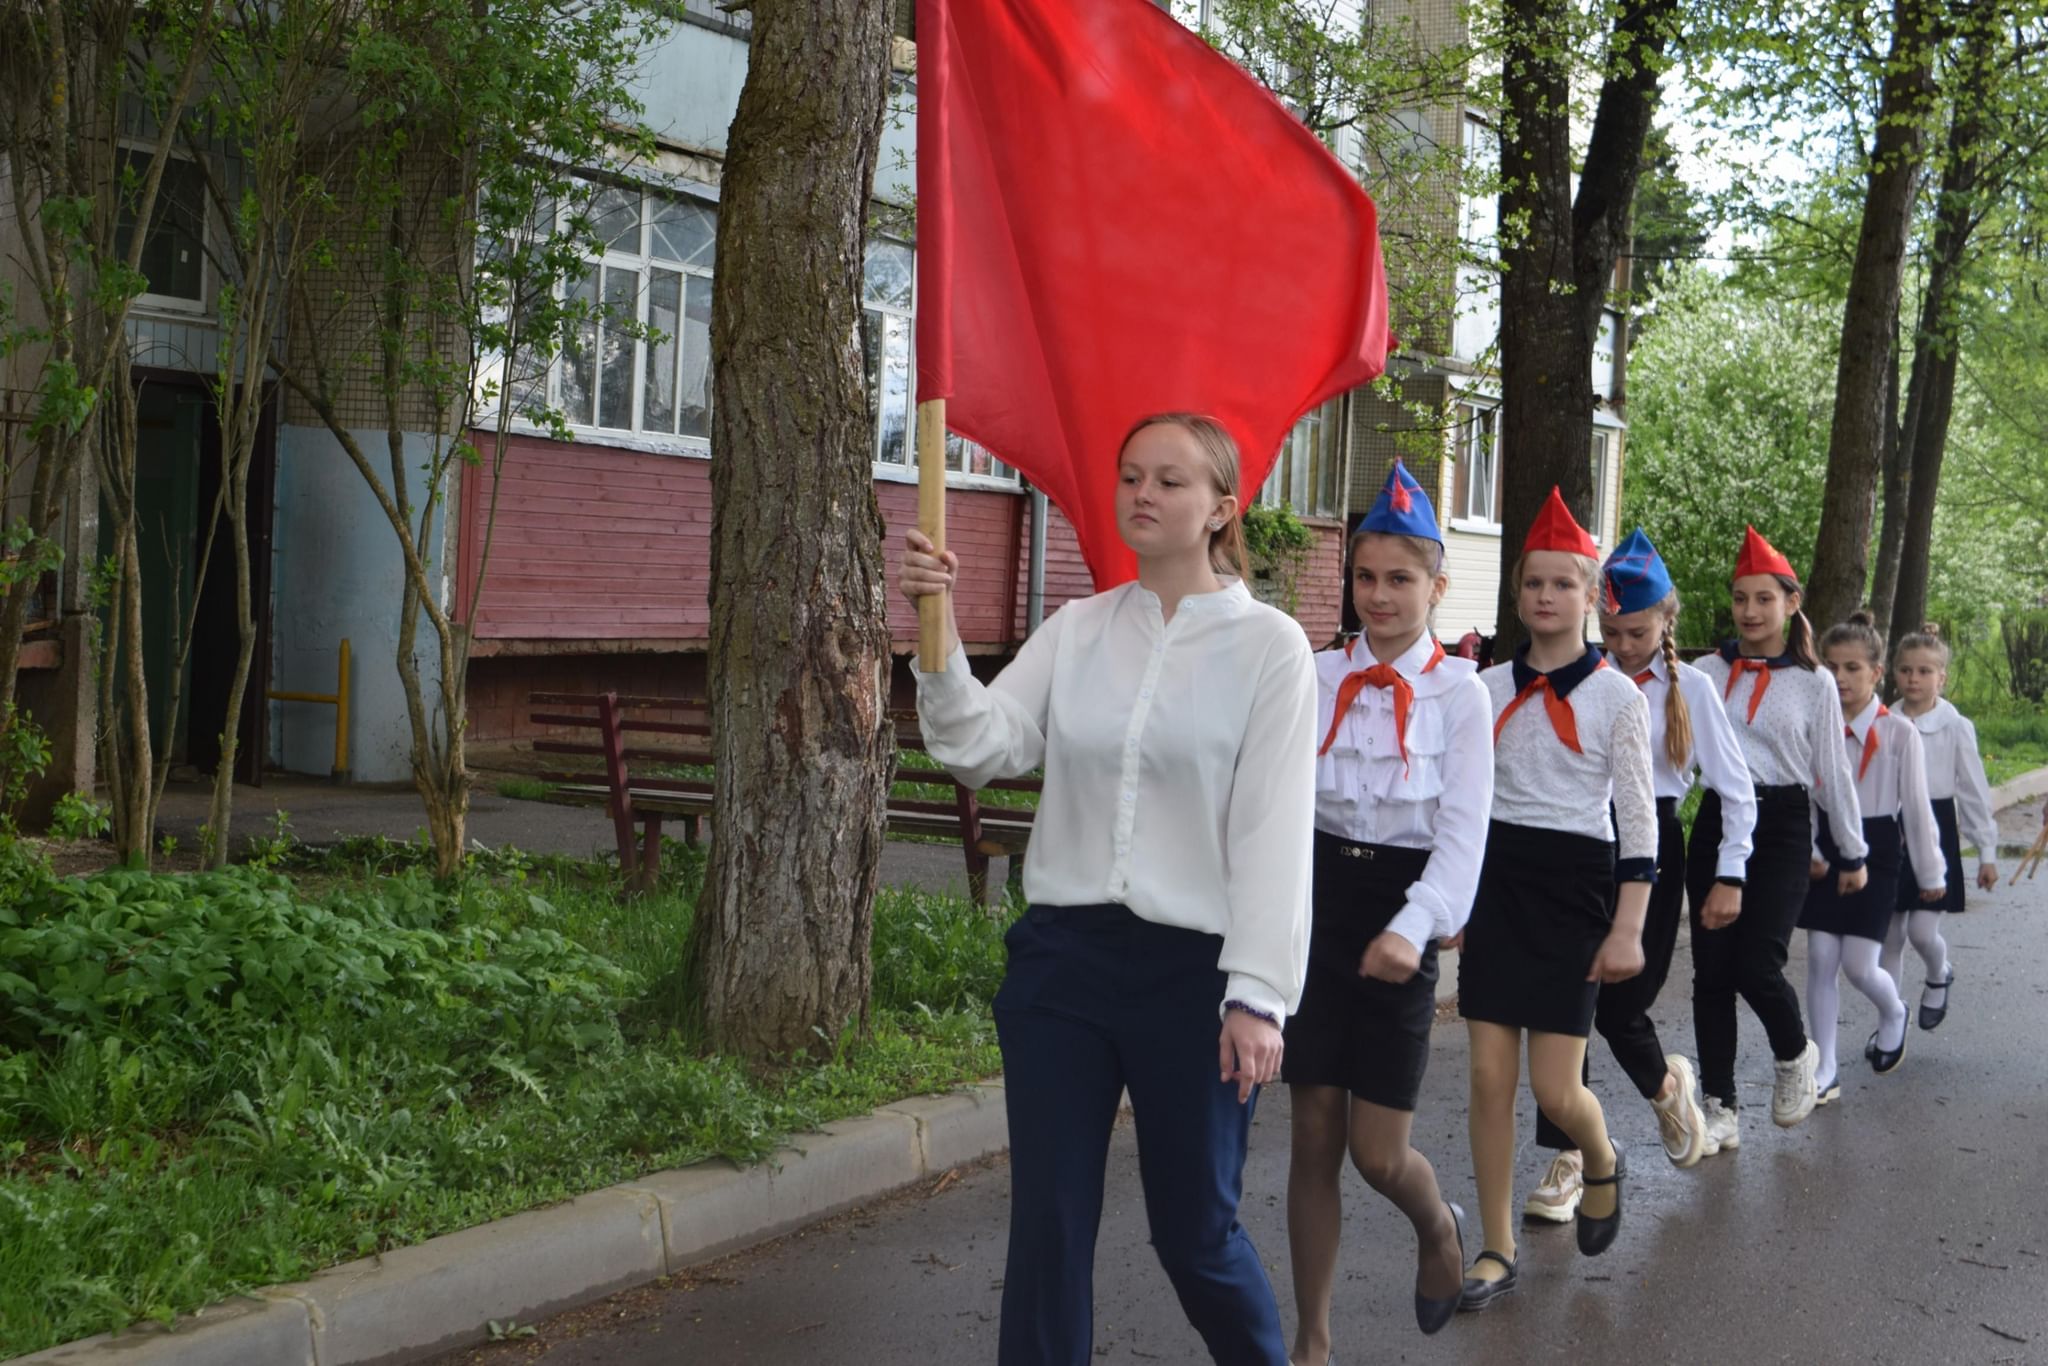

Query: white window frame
<box><xmin>863</xmin><ymin>236</ymin><xmax>1019</xmax><ymax>491</ymax></box>
<box><xmin>551</xmin><ymin>180</ymin><xmax>717</xmax><ymax>448</ymax></box>
<box><xmin>1590</xmin><ymin>429</ymin><xmax>1611</xmax><ymax>546</ymax></box>
<box><xmin>117</xmin><ymin>141</ymin><xmax>209</xmax><ymax>316</ymax></box>
<box><xmin>1259</xmin><ymin>401</ymin><xmax>1341</xmax><ymax>519</ymax></box>
<box><xmin>1449</xmin><ymin>400</ymin><xmax>1501</xmax><ymax>532</ymax></box>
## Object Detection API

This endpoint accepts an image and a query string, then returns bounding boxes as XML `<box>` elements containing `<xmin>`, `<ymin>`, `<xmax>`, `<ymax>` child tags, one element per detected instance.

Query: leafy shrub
<box><xmin>49</xmin><ymin>791</ymin><xmax>111</xmax><ymax>841</ymax></box>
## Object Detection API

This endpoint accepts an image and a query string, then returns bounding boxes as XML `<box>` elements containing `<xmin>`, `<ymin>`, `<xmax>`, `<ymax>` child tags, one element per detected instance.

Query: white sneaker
<box><xmin>1772</xmin><ymin>1040</ymin><xmax>1820</xmax><ymax>1128</ymax></box>
<box><xmin>1652</xmin><ymin>1054</ymin><xmax>1709</xmax><ymax>1168</ymax></box>
<box><xmin>1700</xmin><ymin>1097</ymin><xmax>1741</xmax><ymax>1156</ymax></box>
<box><xmin>1523</xmin><ymin>1150</ymin><xmax>1583</xmax><ymax>1223</ymax></box>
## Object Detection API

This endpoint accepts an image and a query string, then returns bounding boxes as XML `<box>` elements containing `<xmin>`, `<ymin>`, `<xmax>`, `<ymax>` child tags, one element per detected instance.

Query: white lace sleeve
<box><xmin>1611</xmin><ymin>686</ymin><xmax>1659</xmax><ymax>880</ymax></box>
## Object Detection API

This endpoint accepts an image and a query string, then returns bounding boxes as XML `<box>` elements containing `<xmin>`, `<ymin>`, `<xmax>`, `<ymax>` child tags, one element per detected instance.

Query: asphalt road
<box><xmin>438</xmin><ymin>798</ymin><xmax>2048</xmax><ymax>1366</ymax></box>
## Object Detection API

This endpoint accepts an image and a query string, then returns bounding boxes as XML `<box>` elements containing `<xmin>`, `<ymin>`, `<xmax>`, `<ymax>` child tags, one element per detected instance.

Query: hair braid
<box><xmin>1660</xmin><ymin>627</ymin><xmax>1693</xmax><ymax>772</ymax></box>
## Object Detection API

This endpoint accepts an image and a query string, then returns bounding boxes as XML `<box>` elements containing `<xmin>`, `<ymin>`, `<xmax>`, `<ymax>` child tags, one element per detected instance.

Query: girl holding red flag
<box><xmin>1283</xmin><ymin>460</ymin><xmax>1490</xmax><ymax>1357</ymax></box>
<box><xmin>1801</xmin><ymin>614</ymin><xmax>1945</xmax><ymax>1095</ymax></box>
<box><xmin>901</xmin><ymin>413</ymin><xmax>1314</xmax><ymax>1366</ymax></box>
<box><xmin>1456</xmin><ymin>489</ymin><xmax>1657</xmax><ymax>1311</ymax></box>
<box><xmin>1685</xmin><ymin>528</ymin><xmax>1864</xmax><ymax>1146</ymax></box>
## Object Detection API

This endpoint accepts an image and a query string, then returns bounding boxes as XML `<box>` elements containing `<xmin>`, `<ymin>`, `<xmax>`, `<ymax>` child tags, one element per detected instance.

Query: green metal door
<box><xmin>104</xmin><ymin>382</ymin><xmax>203</xmax><ymax>761</ymax></box>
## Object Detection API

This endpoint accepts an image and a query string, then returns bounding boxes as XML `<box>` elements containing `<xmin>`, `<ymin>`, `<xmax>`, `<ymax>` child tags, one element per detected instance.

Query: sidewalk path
<box><xmin>435</xmin><ymin>804</ymin><xmax>2048</xmax><ymax>1365</ymax></box>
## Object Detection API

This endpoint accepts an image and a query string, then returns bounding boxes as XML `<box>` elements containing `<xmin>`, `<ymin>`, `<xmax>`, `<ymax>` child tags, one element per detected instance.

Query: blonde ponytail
<box><xmin>1660</xmin><ymin>627</ymin><xmax>1693</xmax><ymax>772</ymax></box>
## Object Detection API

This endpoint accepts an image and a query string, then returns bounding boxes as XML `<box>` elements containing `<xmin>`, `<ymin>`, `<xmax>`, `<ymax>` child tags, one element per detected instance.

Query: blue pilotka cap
<box><xmin>1603</xmin><ymin>527</ymin><xmax>1674</xmax><ymax>614</ymax></box>
<box><xmin>1359</xmin><ymin>459</ymin><xmax>1441</xmax><ymax>541</ymax></box>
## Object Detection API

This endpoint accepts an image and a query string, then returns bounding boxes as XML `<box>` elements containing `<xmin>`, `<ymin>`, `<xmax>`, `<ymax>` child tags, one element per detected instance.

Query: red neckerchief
<box><xmin>1320</xmin><ymin>638</ymin><xmax>1446</xmax><ymax>775</ymax></box>
<box><xmin>1724</xmin><ymin>656</ymin><xmax>1778</xmax><ymax>723</ymax></box>
<box><xmin>1494</xmin><ymin>658</ymin><xmax>1606</xmax><ymax>755</ymax></box>
<box><xmin>1849</xmin><ymin>703</ymin><xmax>1888</xmax><ymax>780</ymax></box>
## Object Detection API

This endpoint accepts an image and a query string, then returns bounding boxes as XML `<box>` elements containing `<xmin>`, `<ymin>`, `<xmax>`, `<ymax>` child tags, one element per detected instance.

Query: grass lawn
<box><xmin>0</xmin><ymin>836</ymin><xmax>1009</xmax><ymax>1360</ymax></box>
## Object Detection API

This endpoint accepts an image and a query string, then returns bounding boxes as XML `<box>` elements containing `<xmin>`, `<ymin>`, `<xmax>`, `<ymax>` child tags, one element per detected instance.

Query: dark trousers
<box><xmin>1536</xmin><ymin>798</ymin><xmax>1685</xmax><ymax>1149</ymax></box>
<box><xmin>1686</xmin><ymin>786</ymin><xmax>1813</xmax><ymax>1107</ymax></box>
<box><xmin>993</xmin><ymin>905</ymin><xmax>1287</xmax><ymax>1366</ymax></box>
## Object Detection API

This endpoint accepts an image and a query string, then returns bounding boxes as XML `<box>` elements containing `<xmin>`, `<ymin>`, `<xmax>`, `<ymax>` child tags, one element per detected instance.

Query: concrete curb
<box><xmin>14</xmin><ymin>1085</ymin><xmax>1011</xmax><ymax>1366</ymax></box>
<box><xmin>1990</xmin><ymin>762</ymin><xmax>2048</xmax><ymax>814</ymax></box>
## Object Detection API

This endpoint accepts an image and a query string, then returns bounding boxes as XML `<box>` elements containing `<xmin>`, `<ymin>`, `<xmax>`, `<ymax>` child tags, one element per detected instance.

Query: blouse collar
<box><xmin>1718</xmin><ymin>639</ymin><xmax>1801</xmax><ymax>668</ymax></box>
<box><xmin>1846</xmin><ymin>693</ymin><xmax>1884</xmax><ymax>743</ymax></box>
<box><xmin>1512</xmin><ymin>641</ymin><xmax>1605</xmax><ymax>700</ymax></box>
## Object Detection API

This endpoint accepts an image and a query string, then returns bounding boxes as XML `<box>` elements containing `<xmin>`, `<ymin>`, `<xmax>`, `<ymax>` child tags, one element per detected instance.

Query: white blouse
<box><xmin>1622</xmin><ymin>654</ymin><xmax>1758</xmax><ymax>880</ymax></box>
<box><xmin>1313</xmin><ymin>632</ymin><xmax>1494</xmax><ymax>953</ymax></box>
<box><xmin>913</xmin><ymin>578</ymin><xmax>1317</xmax><ymax>1022</ymax></box>
<box><xmin>1694</xmin><ymin>649</ymin><xmax>1869</xmax><ymax>865</ymax></box>
<box><xmin>1907</xmin><ymin>699</ymin><xmax>1998</xmax><ymax>862</ymax></box>
<box><xmin>1481</xmin><ymin>647</ymin><xmax>1659</xmax><ymax>880</ymax></box>
<box><xmin>1829</xmin><ymin>696</ymin><xmax>1944</xmax><ymax>894</ymax></box>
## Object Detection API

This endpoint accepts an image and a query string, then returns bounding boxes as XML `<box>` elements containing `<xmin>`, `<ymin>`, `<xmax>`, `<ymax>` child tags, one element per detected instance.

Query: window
<box><xmin>860</xmin><ymin>238</ymin><xmax>1016</xmax><ymax>482</ymax></box>
<box><xmin>553</xmin><ymin>182</ymin><xmax>716</xmax><ymax>439</ymax></box>
<box><xmin>114</xmin><ymin>146</ymin><xmax>206</xmax><ymax>306</ymax></box>
<box><xmin>1260</xmin><ymin>400</ymin><xmax>1343</xmax><ymax>518</ymax></box>
<box><xmin>1590</xmin><ymin>430</ymin><xmax>1611</xmax><ymax>544</ymax></box>
<box><xmin>1451</xmin><ymin>402</ymin><xmax>1501</xmax><ymax>524</ymax></box>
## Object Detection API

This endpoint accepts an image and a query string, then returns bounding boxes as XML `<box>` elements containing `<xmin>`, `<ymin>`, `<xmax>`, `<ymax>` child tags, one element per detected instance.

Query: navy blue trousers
<box><xmin>994</xmin><ymin>904</ymin><xmax>1287</xmax><ymax>1366</ymax></box>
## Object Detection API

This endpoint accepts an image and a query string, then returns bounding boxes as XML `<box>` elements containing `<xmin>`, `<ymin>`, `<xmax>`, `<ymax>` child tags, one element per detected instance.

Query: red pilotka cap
<box><xmin>1522</xmin><ymin>487</ymin><xmax>1600</xmax><ymax>559</ymax></box>
<box><xmin>1734</xmin><ymin>525</ymin><xmax>1797</xmax><ymax>580</ymax></box>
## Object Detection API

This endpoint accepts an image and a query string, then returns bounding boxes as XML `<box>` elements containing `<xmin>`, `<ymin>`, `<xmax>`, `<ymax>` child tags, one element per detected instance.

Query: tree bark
<box><xmin>1867</xmin><ymin>303</ymin><xmax>1908</xmax><ymax>631</ymax></box>
<box><xmin>691</xmin><ymin>0</ymin><xmax>895</xmax><ymax>1062</ymax></box>
<box><xmin>1889</xmin><ymin>10</ymin><xmax>1997</xmax><ymax>650</ymax></box>
<box><xmin>1493</xmin><ymin>0</ymin><xmax>1676</xmax><ymax>653</ymax></box>
<box><xmin>1805</xmin><ymin>0</ymin><xmax>1940</xmax><ymax>628</ymax></box>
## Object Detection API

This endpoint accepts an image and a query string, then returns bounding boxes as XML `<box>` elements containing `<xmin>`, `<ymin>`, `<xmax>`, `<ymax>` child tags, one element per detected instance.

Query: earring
<box><xmin>1207</xmin><ymin>519</ymin><xmax>1223</xmax><ymax>531</ymax></box>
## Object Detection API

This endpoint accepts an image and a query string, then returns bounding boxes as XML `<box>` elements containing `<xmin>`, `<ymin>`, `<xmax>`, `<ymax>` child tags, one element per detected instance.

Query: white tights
<box><xmin>1881</xmin><ymin>910</ymin><xmax>1950</xmax><ymax>999</ymax></box>
<box><xmin>1807</xmin><ymin>931</ymin><xmax>1908</xmax><ymax>1085</ymax></box>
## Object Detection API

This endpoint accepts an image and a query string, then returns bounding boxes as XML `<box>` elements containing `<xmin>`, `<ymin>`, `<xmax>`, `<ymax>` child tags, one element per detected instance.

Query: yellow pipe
<box><xmin>265</xmin><ymin>638</ymin><xmax>352</xmax><ymax>781</ymax></box>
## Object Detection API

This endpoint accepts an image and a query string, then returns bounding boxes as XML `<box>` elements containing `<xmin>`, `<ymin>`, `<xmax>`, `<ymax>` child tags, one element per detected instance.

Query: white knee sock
<box><xmin>1806</xmin><ymin>931</ymin><xmax>1845</xmax><ymax>1086</ymax></box>
<box><xmin>1907</xmin><ymin>911</ymin><xmax>1950</xmax><ymax>990</ymax></box>
<box><xmin>1843</xmin><ymin>936</ymin><xmax>1908</xmax><ymax>1051</ymax></box>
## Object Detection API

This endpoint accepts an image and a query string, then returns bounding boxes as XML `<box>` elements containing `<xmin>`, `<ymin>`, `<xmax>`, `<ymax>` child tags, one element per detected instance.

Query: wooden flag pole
<box><xmin>916</xmin><ymin>398</ymin><xmax>949</xmax><ymax>672</ymax></box>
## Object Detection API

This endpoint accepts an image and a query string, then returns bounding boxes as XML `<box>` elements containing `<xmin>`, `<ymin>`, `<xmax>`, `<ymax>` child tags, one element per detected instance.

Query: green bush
<box><xmin>0</xmin><ymin>855</ymin><xmax>1005</xmax><ymax>1357</ymax></box>
<box><xmin>48</xmin><ymin>791</ymin><xmax>112</xmax><ymax>841</ymax></box>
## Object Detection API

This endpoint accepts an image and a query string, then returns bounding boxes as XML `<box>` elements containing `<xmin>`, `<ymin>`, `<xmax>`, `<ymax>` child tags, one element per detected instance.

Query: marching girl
<box><xmin>1284</xmin><ymin>461</ymin><xmax>1491</xmax><ymax>1360</ymax></box>
<box><xmin>1686</xmin><ymin>528</ymin><xmax>1864</xmax><ymax>1142</ymax></box>
<box><xmin>1524</xmin><ymin>530</ymin><xmax>1757</xmax><ymax>1218</ymax></box>
<box><xmin>1802</xmin><ymin>613</ymin><xmax>1944</xmax><ymax>1095</ymax></box>
<box><xmin>1457</xmin><ymin>489</ymin><xmax>1657</xmax><ymax>1311</ymax></box>
<box><xmin>901</xmin><ymin>413</ymin><xmax>1314</xmax><ymax>1366</ymax></box>
<box><xmin>1886</xmin><ymin>625</ymin><xmax>1998</xmax><ymax>1029</ymax></box>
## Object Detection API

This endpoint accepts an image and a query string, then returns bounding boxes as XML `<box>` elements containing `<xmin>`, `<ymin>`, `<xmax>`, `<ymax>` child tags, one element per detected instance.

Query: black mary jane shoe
<box><xmin>1871</xmin><ymin>1026</ymin><xmax>1907</xmax><ymax>1074</ymax></box>
<box><xmin>1415</xmin><ymin>1200</ymin><xmax>1467</xmax><ymax>1335</ymax></box>
<box><xmin>1865</xmin><ymin>1030</ymin><xmax>1881</xmax><ymax>1064</ymax></box>
<box><xmin>1457</xmin><ymin>1249</ymin><xmax>1518</xmax><ymax>1312</ymax></box>
<box><xmin>1576</xmin><ymin>1142</ymin><xmax>1627</xmax><ymax>1257</ymax></box>
<box><xmin>1918</xmin><ymin>970</ymin><xmax>1955</xmax><ymax>1031</ymax></box>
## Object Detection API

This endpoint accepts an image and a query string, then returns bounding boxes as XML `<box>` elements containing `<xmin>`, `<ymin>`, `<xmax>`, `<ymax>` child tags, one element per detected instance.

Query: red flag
<box><xmin>916</xmin><ymin>0</ymin><xmax>1391</xmax><ymax>590</ymax></box>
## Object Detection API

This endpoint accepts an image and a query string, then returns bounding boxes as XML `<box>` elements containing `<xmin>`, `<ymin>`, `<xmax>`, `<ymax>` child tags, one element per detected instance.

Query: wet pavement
<box><xmin>436</xmin><ymin>795</ymin><xmax>2048</xmax><ymax>1365</ymax></box>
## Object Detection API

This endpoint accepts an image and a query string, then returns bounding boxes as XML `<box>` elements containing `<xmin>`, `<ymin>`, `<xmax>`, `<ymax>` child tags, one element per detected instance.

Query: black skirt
<box><xmin>1458</xmin><ymin>821</ymin><xmax>1615</xmax><ymax>1038</ymax></box>
<box><xmin>1802</xmin><ymin>813</ymin><xmax>1901</xmax><ymax>942</ymax></box>
<box><xmin>1283</xmin><ymin>831</ymin><xmax>1438</xmax><ymax>1111</ymax></box>
<box><xmin>1899</xmin><ymin>797</ymin><xmax>1967</xmax><ymax>915</ymax></box>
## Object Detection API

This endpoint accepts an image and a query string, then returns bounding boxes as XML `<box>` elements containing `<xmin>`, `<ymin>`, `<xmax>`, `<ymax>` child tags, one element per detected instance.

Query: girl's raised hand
<box><xmin>899</xmin><ymin>529</ymin><xmax>959</xmax><ymax>604</ymax></box>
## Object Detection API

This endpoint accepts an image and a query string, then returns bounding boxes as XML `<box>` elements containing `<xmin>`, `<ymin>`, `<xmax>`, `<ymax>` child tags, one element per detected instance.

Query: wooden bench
<box><xmin>525</xmin><ymin>691</ymin><xmax>1039</xmax><ymax>901</ymax></box>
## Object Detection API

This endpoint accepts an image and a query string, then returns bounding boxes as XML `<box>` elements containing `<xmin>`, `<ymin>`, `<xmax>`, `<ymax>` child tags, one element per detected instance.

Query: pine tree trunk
<box><xmin>691</xmin><ymin>0</ymin><xmax>895</xmax><ymax>1063</ymax></box>
<box><xmin>1492</xmin><ymin>0</ymin><xmax>1675</xmax><ymax>652</ymax></box>
<box><xmin>1805</xmin><ymin>0</ymin><xmax>1939</xmax><ymax>628</ymax></box>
